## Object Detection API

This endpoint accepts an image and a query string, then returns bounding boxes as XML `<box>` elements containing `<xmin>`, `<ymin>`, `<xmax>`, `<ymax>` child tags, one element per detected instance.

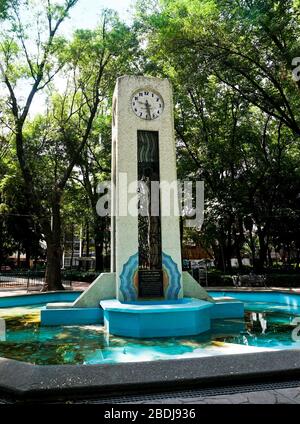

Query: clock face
<box><xmin>131</xmin><ymin>89</ymin><xmax>164</xmax><ymax>120</ymax></box>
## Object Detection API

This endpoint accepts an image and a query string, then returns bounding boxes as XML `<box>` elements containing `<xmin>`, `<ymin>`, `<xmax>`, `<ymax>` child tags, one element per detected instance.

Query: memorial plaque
<box><xmin>138</xmin><ymin>270</ymin><xmax>164</xmax><ymax>298</ymax></box>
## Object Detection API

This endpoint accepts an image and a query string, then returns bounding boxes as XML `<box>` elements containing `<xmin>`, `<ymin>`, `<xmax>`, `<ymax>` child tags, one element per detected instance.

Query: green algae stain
<box><xmin>0</xmin><ymin>303</ymin><xmax>300</xmax><ymax>365</ymax></box>
<box><xmin>5</xmin><ymin>313</ymin><xmax>40</xmax><ymax>329</ymax></box>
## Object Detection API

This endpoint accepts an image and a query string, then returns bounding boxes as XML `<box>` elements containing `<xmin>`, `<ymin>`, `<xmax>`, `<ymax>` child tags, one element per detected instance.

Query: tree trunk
<box><xmin>287</xmin><ymin>243</ymin><xmax>291</xmax><ymax>265</ymax></box>
<box><xmin>0</xmin><ymin>219</ymin><xmax>3</xmax><ymax>269</ymax></box>
<box><xmin>180</xmin><ymin>215</ymin><xmax>184</xmax><ymax>252</ymax></box>
<box><xmin>296</xmin><ymin>249</ymin><xmax>300</xmax><ymax>270</ymax></box>
<box><xmin>94</xmin><ymin>215</ymin><xmax>105</xmax><ymax>272</ymax></box>
<box><xmin>267</xmin><ymin>247</ymin><xmax>273</xmax><ymax>268</ymax></box>
<box><xmin>257</xmin><ymin>228</ymin><xmax>267</xmax><ymax>271</ymax></box>
<box><xmin>17</xmin><ymin>245</ymin><xmax>21</xmax><ymax>269</ymax></box>
<box><xmin>223</xmin><ymin>236</ymin><xmax>233</xmax><ymax>272</ymax></box>
<box><xmin>248</xmin><ymin>232</ymin><xmax>256</xmax><ymax>269</ymax></box>
<box><xmin>236</xmin><ymin>246</ymin><xmax>243</xmax><ymax>270</ymax></box>
<box><xmin>42</xmin><ymin>192</ymin><xmax>64</xmax><ymax>291</ymax></box>
<box><xmin>25</xmin><ymin>246</ymin><xmax>31</xmax><ymax>269</ymax></box>
<box><xmin>224</xmin><ymin>217</ymin><xmax>233</xmax><ymax>272</ymax></box>
<box><xmin>70</xmin><ymin>224</ymin><xmax>75</xmax><ymax>269</ymax></box>
<box><xmin>95</xmin><ymin>243</ymin><xmax>104</xmax><ymax>271</ymax></box>
<box><xmin>44</xmin><ymin>241</ymin><xmax>64</xmax><ymax>291</ymax></box>
<box><xmin>85</xmin><ymin>221</ymin><xmax>90</xmax><ymax>271</ymax></box>
<box><xmin>218</xmin><ymin>244</ymin><xmax>226</xmax><ymax>273</ymax></box>
<box><xmin>225</xmin><ymin>250</ymin><xmax>232</xmax><ymax>272</ymax></box>
<box><xmin>236</xmin><ymin>217</ymin><xmax>245</xmax><ymax>270</ymax></box>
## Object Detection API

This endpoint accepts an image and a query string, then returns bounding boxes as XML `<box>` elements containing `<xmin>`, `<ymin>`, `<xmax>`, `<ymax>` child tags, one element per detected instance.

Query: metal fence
<box><xmin>0</xmin><ymin>271</ymin><xmax>72</xmax><ymax>291</ymax></box>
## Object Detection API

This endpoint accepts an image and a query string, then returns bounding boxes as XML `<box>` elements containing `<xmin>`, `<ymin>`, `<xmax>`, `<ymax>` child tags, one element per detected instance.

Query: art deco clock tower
<box><xmin>111</xmin><ymin>76</ymin><xmax>183</xmax><ymax>302</ymax></box>
<box><xmin>42</xmin><ymin>76</ymin><xmax>241</xmax><ymax>339</ymax></box>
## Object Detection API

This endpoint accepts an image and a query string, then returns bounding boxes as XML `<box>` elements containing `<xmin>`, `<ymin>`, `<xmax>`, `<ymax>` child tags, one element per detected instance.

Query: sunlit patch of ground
<box><xmin>0</xmin><ymin>305</ymin><xmax>43</xmax><ymax>319</ymax></box>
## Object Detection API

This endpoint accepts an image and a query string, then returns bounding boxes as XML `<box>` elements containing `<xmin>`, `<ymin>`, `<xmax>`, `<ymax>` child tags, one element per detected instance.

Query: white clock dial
<box><xmin>131</xmin><ymin>89</ymin><xmax>164</xmax><ymax>120</ymax></box>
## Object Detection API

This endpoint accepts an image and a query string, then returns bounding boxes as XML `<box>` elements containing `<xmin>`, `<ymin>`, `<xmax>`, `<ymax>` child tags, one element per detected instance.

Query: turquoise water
<box><xmin>0</xmin><ymin>300</ymin><xmax>300</xmax><ymax>365</ymax></box>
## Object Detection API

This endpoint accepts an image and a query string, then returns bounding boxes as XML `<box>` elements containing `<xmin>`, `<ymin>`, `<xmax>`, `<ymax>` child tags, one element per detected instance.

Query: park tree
<box><xmin>0</xmin><ymin>0</ymin><xmax>80</xmax><ymax>285</ymax></box>
<box><xmin>76</xmin><ymin>115</ymin><xmax>111</xmax><ymax>272</ymax></box>
<box><xmin>136</xmin><ymin>0</ymin><xmax>300</xmax><ymax>133</ymax></box>
<box><xmin>0</xmin><ymin>134</ymin><xmax>42</xmax><ymax>269</ymax></box>
<box><xmin>0</xmin><ymin>136</ymin><xmax>10</xmax><ymax>268</ymax></box>
<box><xmin>0</xmin><ymin>0</ymin><xmax>10</xmax><ymax>19</ymax></box>
<box><xmin>1</xmin><ymin>0</ymin><xmax>299</xmax><ymax>283</ymax></box>
<box><xmin>0</xmin><ymin>0</ymin><xmax>80</xmax><ymax>288</ymax></box>
<box><xmin>64</xmin><ymin>17</ymin><xmax>138</xmax><ymax>272</ymax></box>
<box><xmin>61</xmin><ymin>178</ymin><xmax>90</xmax><ymax>269</ymax></box>
<box><xmin>134</xmin><ymin>0</ymin><xmax>300</xmax><ymax>271</ymax></box>
<box><xmin>40</xmin><ymin>11</ymin><xmax>137</xmax><ymax>284</ymax></box>
<box><xmin>0</xmin><ymin>2</ymin><xmax>138</xmax><ymax>289</ymax></box>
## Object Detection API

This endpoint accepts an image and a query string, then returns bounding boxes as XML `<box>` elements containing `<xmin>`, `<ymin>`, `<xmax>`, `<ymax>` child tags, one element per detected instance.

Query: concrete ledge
<box><xmin>0</xmin><ymin>291</ymin><xmax>81</xmax><ymax>308</ymax></box>
<box><xmin>182</xmin><ymin>271</ymin><xmax>214</xmax><ymax>302</ymax></box>
<box><xmin>0</xmin><ymin>350</ymin><xmax>300</xmax><ymax>400</ymax></box>
<box><xmin>46</xmin><ymin>302</ymin><xmax>74</xmax><ymax>309</ymax></box>
<box><xmin>73</xmin><ymin>273</ymin><xmax>116</xmax><ymax>308</ymax></box>
<box><xmin>41</xmin><ymin>308</ymin><xmax>103</xmax><ymax>326</ymax></box>
<box><xmin>208</xmin><ymin>289</ymin><xmax>300</xmax><ymax>308</ymax></box>
<box><xmin>101</xmin><ymin>298</ymin><xmax>213</xmax><ymax>337</ymax></box>
<box><xmin>211</xmin><ymin>299</ymin><xmax>244</xmax><ymax>319</ymax></box>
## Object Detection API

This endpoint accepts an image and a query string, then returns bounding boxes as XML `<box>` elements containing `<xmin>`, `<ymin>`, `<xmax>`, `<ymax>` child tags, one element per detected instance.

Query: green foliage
<box><xmin>1</xmin><ymin>0</ymin><xmax>300</xmax><ymax>280</ymax></box>
<box><xmin>0</xmin><ymin>0</ymin><xmax>10</xmax><ymax>19</ymax></box>
<box><xmin>134</xmin><ymin>0</ymin><xmax>300</xmax><ymax>271</ymax></box>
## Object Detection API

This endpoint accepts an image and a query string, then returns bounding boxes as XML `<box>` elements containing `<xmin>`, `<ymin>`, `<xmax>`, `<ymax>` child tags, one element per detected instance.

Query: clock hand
<box><xmin>138</xmin><ymin>100</ymin><xmax>151</xmax><ymax>106</ymax></box>
<box><xmin>145</xmin><ymin>100</ymin><xmax>152</xmax><ymax>119</ymax></box>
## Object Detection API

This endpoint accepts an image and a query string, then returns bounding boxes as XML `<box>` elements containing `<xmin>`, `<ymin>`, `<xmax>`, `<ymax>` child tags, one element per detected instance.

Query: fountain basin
<box><xmin>100</xmin><ymin>298</ymin><xmax>214</xmax><ymax>337</ymax></box>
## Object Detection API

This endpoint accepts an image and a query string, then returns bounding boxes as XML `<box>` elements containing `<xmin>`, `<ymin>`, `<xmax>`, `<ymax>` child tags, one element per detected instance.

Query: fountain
<box><xmin>41</xmin><ymin>76</ymin><xmax>244</xmax><ymax>337</ymax></box>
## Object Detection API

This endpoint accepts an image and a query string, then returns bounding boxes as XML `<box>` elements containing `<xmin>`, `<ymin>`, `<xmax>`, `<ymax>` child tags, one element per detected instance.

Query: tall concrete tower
<box><xmin>111</xmin><ymin>76</ymin><xmax>183</xmax><ymax>301</ymax></box>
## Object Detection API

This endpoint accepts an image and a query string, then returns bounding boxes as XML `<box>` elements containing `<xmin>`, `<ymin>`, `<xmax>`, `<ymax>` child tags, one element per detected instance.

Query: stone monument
<box><xmin>111</xmin><ymin>76</ymin><xmax>183</xmax><ymax>302</ymax></box>
<box><xmin>41</xmin><ymin>76</ymin><xmax>244</xmax><ymax>337</ymax></box>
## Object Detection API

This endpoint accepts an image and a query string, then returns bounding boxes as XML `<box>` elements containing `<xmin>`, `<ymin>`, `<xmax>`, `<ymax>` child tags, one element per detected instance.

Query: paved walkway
<box><xmin>47</xmin><ymin>383</ymin><xmax>300</xmax><ymax>404</ymax></box>
<box><xmin>130</xmin><ymin>387</ymin><xmax>300</xmax><ymax>404</ymax></box>
<box><xmin>0</xmin><ymin>281</ymin><xmax>89</xmax><ymax>297</ymax></box>
<box><xmin>1</xmin><ymin>386</ymin><xmax>299</xmax><ymax>404</ymax></box>
<box><xmin>1</xmin><ymin>285</ymin><xmax>299</xmax><ymax>298</ymax></box>
<box><xmin>209</xmin><ymin>286</ymin><xmax>300</xmax><ymax>294</ymax></box>
<box><xmin>0</xmin><ymin>285</ymin><xmax>300</xmax><ymax>404</ymax></box>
